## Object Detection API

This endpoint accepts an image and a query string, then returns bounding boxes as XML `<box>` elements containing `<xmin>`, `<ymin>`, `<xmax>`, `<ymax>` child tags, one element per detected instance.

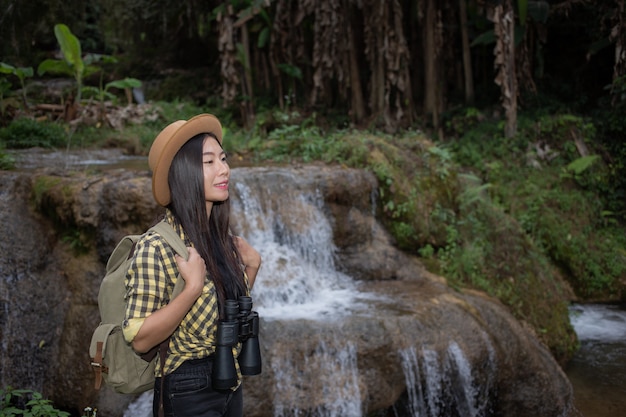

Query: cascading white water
<box><xmin>230</xmin><ymin>176</ymin><xmax>378</xmax><ymax>319</ymax></box>
<box><xmin>399</xmin><ymin>347</ymin><xmax>427</xmax><ymax>416</ymax></box>
<box><xmin>446</xmin><ymin>342</ymin><xmax>482</xmax><ymax>417</ymax></box>
<box><xmin>566</xmin><ymin>304</ymin><xmax>626</xmax><ymax>417</ymax></box>
<box><xmin>272</xmin><ymin>340</ymin><xmax>362</xmax><ymax>417</ymax></box>
<box><xmin>231</xmin><ymin>174</ymin><xmax>376</xmax><ymax>416</ymax></box>
<box><xmin>399</xmin><ymin>336</ymin><xmax>496</xmax><ymax>417</ymax></box>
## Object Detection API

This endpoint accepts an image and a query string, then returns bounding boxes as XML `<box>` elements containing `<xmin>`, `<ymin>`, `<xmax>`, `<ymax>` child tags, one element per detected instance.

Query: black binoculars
<box><xmin>212</xmin><ymin>296</ymin><xmax>262</xmax><ymax>390</ymax></box>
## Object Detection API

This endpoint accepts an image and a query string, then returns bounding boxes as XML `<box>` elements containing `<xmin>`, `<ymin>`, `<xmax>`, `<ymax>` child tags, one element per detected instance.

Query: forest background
<box><xmin>1</xmin><ymin>0</ymin><xmax>625</xmax><ymax>369</ymax></box>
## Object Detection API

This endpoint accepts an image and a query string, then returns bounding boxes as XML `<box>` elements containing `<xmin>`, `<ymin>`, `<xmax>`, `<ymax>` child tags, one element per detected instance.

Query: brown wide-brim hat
<box><xmin>149</xmin><ymin>113</ymin><xmax>223</xmax><ymax>206</ymax></box>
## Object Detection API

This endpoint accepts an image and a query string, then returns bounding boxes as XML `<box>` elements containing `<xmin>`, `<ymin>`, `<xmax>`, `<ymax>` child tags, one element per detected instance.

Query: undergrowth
<box><xmin>0</xmin><ymin>386</ymin><xmax>70</xmax><ymax>417</ymax></box>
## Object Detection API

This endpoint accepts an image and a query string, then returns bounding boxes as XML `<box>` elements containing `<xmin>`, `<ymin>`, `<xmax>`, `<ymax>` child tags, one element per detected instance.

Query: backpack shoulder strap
<box><xmin>150</xmin><ymin>221</ymin><xmax>188</xmax><ymax>259</ymax></box>
<box><xmin>149</xmin><ymin>220</ymin><xmax>188</xmax><ymax>299</ymax></box>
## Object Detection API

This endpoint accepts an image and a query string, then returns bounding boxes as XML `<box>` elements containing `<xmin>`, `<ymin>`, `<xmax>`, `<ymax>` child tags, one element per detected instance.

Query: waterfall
<box><xmin>231</xmin><ymin>172</ymin><xmax>372</xmax><ymax>416</ymax></box>
<box><xmin>566</xmin><ymin>304</ymin><xmax>626</xmax><ymax>416</ymax></box>
<box><xmin>229</xmin><ymin>172</ymin><xmax>378</xmax><ymax>319</ymax></box>
<box><xmin>399</xmin><ymin>335</ymin><xmax>496</xmax><ymax>417</ymax></box>
<box><xmin>272</xmin><ymin>339</ymin><xmax>362</xmax><ymax>417</ymax></box>
<box><xmin>399</xmin><ymin>347</ymin><xmax>427</xmax><ymax>417</ymax></box>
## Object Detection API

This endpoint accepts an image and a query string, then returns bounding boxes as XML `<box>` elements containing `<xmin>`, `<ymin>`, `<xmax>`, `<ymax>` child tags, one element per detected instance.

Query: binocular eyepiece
<box><xmin>212</xmin><ymin>296</ymin><xmax>262</xmax><ymax>390</ymax></box>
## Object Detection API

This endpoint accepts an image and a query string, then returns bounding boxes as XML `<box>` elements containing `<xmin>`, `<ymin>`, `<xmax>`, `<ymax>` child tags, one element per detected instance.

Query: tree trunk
<box><xmin>217</xmin><ymin>10</ymin><xmax>240</xmax><ymax>110</ymax></box>
<box><xmin>611</xmin><ymin>0</ymin><xmax>626</xmax><ymax>105</ymax></box>
<box><xmin>423</xmin><ymin>0</ymin><xmax>441</xmax><ymax>131</ymax></box>
<box><xmin>459</xmin><ymin>0</ymin><xmax>475</xmax><ymax>105</ymax></box>
<box><xmin>239</xmin><ymin>23</ymin><xmax>255</xmax><ymax>129</ymax></box>
<box><xmin>492</xmin><ymin>0</ymin><xmax>517</xmax><ymax>138</ymax></box>
<box><xmin>347</xmin><ymin>5</ymin><xmax>366</xmax><ymax>123</ymax></box>
<box><xmin>366</xmin><ymin>0</ymin><xmax>387</xmax><ymax>119</ymax></box>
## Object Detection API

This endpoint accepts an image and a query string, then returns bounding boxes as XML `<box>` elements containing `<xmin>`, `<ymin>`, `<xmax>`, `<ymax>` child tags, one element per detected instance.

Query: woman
<box><xmin>122</xmin><ymin>114</ymin><xmax>262</xmax><ymax>417</ymax></box>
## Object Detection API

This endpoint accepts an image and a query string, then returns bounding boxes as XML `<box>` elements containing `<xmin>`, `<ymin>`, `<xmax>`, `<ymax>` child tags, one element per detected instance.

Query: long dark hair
<box><xmin>167</xmin><ymin>132</ymin><xmax>247</xmax><ymax>316</ymax></box>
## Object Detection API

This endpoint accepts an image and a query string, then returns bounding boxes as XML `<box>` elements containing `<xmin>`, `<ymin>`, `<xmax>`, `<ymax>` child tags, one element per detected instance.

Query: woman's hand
<box><xmin>175</xmin><ymin>246</ymin><xmax>206</xmax><ymax>298</ymax></box>
<box><xmin>233</xmin><ymin>236</ymin><xmax>261</xmax><ymax>288</ymax></box>
<box><xmin>132</xmin><ymin>247</ymin><xmax>206</xmax><ymax>353</ymax></box>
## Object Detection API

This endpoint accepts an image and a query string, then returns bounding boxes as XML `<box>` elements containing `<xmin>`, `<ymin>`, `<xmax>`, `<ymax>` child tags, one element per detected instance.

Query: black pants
<box><xmin>154</xmin><ymin>356</ymin><xmax>243</xmax><ymax>417</ymax></box>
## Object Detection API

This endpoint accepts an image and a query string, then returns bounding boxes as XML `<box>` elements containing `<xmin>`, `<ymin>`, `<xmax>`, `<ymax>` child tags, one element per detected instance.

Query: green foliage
<box><xmin>105</xmin><ymin>77</ymin><xmax>142</xmax><ymax>94</ymax></box>
<box><xmin>444</xmin><ymin>107</ymin><xmax>485</xmax><ymax>137</ymax></box>
<box><xmin>32</xmin><ymin>176</ymin><xmax>62</xmax><ymax>208</ymax></box>
<box><xmin>504</xmin><ymin>168</ymin><xmax>625</xmax><ymax>298</ymax></box>
<box><xmin>63</xmin><ymin>100</ymin><xmax>213</xmax><ymax>155</ymax></box>
<box><xmin>37</xmin><ymin>24</ymin><xmax>142</xmax><ymax>106</ymax></box>
<box><xmin>0</xmin><ymin>141</ymin><xmax>15</xmax><ymax>169</ymax></box>
<box><xmin>82</xmin><ymin>76</ymin><xmax>142</xmax><ymax>106</ymax></box>
<box><xmin>606</xmin><ymin>72</ymin><xmax>626</xmax><ymax>105</ymax></box>
<box><xmin>0</xmin><ymin>386</ymin><xmax>70</xmax><ymax>417</ymax></box>
<box><xmin>450</xmin><ymin>112</ymin><xmax>625</xmax><ymax>300</ymax></box>
<box><xmin>37</xmin><ymin>24</ymin><xmax>90</xmax><ymax>102</ymax></box>
<box><xmin>155</xmin><ymin>100</ymin><xmax>211</xmax><ymax>123</ymax></box>
<box><xmin>414</xmin><ymin>109</ymin><xmax>624</xmax><ymax>358</ymax></box>
<box><xmin>0</xmin><ymin>62</ymin><xmax>34</xmax><ymax>107</ymax></box>
<box><xmin>591</xmin><ymin>75</ymin><xmax>626</xmax><ymax>220</ymax></box>
<box><xmin>277</xmin><ymin>63</ymin><xmax>303</xmax><ymax>80</ymax></box>
<box><xmin>0</xmin><ymin>118</ymin><xmax>68</xmax><ymax>149</ymax></box>
<box><xmin>245</xmin><ymin>111</ymin><xmax>334</xmax><ymax>163</ymax></box>
<box><xmin>429</xmin><ymin>170</ymin><xmax>580</xmax><ymax>361</ymax></box>
<box><xmin>563</xmin><ymin>155</ymin><xmax>600</xmax><ymax>176</ymax></box>
<box><xmin>0</xmin><ymin>78</ymin><xmax>12</xmax><ymax>100</ymax></box>
<box><xmin>61</xmin><ymin>228</ymin><xmax>90</xmax><ymax>254</ymax></box>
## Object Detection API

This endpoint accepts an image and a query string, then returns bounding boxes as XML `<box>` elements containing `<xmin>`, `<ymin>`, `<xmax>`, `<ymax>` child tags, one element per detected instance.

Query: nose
<box><xmin>218</xmin><ymin>158</ymin><xmax>230</xmax><ymax>176</ymax></box>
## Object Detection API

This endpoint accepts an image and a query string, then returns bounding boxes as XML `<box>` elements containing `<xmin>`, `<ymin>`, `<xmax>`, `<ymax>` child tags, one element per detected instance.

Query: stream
<box><xmin>566</xmin><ymin>303</ymin><xmax>626</xmax><ymax>417</ymax></box>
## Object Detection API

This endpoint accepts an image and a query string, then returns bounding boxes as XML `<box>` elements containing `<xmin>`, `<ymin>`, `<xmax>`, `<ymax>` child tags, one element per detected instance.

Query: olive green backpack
<box><xmin>89</xmin><ymin>221</ymin><xmax>187</xmax><ymax>394</ymax></box>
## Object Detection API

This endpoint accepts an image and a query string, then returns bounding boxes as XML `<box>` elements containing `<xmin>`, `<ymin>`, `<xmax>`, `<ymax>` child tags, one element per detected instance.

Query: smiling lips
<box><xmin>215</xmin><ymin>181</ymin><xmax>229</xmax><ymax>190</ymax></box>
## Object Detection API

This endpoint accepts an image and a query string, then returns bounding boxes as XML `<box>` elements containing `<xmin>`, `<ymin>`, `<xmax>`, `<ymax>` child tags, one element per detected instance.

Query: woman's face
<box><xmin>202</xmin><ymin>136</ymin><xmax>230</xmax><ymax>211</ymax></box>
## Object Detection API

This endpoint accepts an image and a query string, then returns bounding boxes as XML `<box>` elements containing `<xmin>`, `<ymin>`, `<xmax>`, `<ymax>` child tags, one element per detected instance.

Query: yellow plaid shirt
<box><xmin>123</xmin><ymin>210</ymin><xmax>246</xmax><ymax>386</ymax></box>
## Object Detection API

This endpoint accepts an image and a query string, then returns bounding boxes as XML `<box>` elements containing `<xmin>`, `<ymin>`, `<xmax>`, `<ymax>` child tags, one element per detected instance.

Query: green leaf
<box><xmin>528</xmin><ymin>1</ymin><xmax>550</xmax><ymax>23</ymax></box>
<box><xmin>54</xmin><ymin>24</ymin><xmax>83</xmax><ymax>76</ymax></box>
<box><xmin>0</xmin><ymin>63</ymin><xmax>33</xmax><ymax>81</ymax></box>
<box><xmin>566</xmin><ymin>155</ymin><xmax>599</xmax><ymax>175</ymax></box>
<box><xmin>258</xmin><ymin>27</ymin><xmax>269</xmax><ymax>48</ymax></box>
<box><xmin>37</xmin><ymin>59</ymin><xmax>73</xmax><ymax>77</ymax></box>
<box><xmin>587</xmin><ymin>38</ymin><xmax>612</xmax><ymax>57</ymax></box>
<box><xmin>277</xmin><ymin>63</ymin><xmax>302</xmax><ymax>79</ymax></box>
<box><xmin>83</xmin><ymin>64</ymin><xmax>103</xmax><ymax>78</ymax></box>
<box><xmin>471</xmin><ymin>30</ymin><xmax>495</xmax><ymax>47</ymax></box>
<box><xmin>518</xmin><ymin>0</ymin><xmax>528</xmax><ymax>25</ymax></box>
<box><xmin>0</xmin><ymin>78</ymin><xmax>12</xmax><ymax>94</ymax></box>
<box><xmin>105</xmin><ymin>77</ymin><xmax>142</xmax><ymax>91</ymax></box>
<box><xmin>0</xmin><ymin>62</ymin><xmax>16</xmax><ymax>74</ymax></box>
<box><xmin>18</xmin><ymin>67</ymin><xmax>34</xmax><ymax>78</ymax></box>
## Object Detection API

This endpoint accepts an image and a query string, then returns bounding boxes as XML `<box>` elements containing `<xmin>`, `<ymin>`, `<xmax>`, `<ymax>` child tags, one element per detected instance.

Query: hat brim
<box><xmin>150</xmin><ymin>114</ymin><xmax>223</xmax><ymax>206</ymax></box>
